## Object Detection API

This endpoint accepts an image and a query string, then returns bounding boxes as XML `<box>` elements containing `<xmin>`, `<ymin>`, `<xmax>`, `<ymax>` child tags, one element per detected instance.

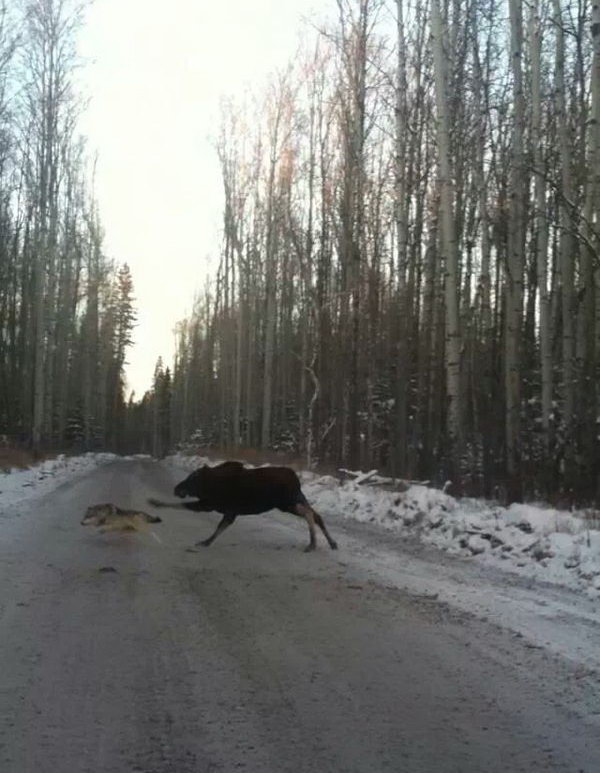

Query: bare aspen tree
<box><xmin>22</xmin><ymin>0</ymin><xmax>84</xmax><ymax>450</ymax></box>
<box><xmin>554</xmin><ymin>0</ymin><xmax>576</xmax><ymax>485</ymax></box>
<box><xmin>590</xmin><ymin>1</ymin><xmax>600</xmax><ymax>232</ymax></box>
<box><xmin>505</xmin><ymin>0</ymin><xmax>526</xmax><ymax>501</ymax></box>
<box><xmin>471</xmin><ymin>2</ymin><xmax>496</xmax><ymax>492</ymax></box>
<box><xmin>393</xmin><ymin>0</ymin><xmax>409</xmax><ymax>475</ymax></box>
<box><xmin>532</xmin><ymin>0</ymin><xmax>552</xmax><ymax>456</ymax></box>
<box><xmin>335</xmin><ymin>0</ymin><xmax>373</xmax><ymax>466</ymax></box>
<box><xmin>583</xmin><ymin>0</ymin><xmax>600</xmax><ymax>495</ymax></box>
<box><xmin>431</xmin><ymin>0</ymin><xmax>462</xmax><ymax>476</ymax></box>
<box><xmin>217</xmin><ymin>105</ymin><xmax>249</xmax><ymax>447</ymax></box>
<box><xmin>261</xmin><ymin>82</ymin><xmax>288</xmax><ymax>449</ymax></box>
<box><xmin>82</xmin><ymin>206</ymin><xmax>101</xmax><ymax>447</ymax></box>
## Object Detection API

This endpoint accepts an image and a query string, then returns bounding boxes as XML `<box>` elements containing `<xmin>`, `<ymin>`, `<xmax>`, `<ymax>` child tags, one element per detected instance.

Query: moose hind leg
<box><xmin>294</xmin><ymin>503</ymin><xmax>317</xmax><ymax>552</ymax></box>
<box><xmin>312</xmin><ymin>509</ymin><xmax>338</xmax><ymax>550</ymax></box>
<box><xmin>196</xmin><ymin>513</ymin><xmax>237</xmax><ymax>547</ymax></box>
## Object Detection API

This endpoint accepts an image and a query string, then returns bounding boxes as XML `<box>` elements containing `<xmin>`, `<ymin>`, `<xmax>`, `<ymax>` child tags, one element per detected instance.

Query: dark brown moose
<box><xmin>149</xmin><ymin>461</ymin><xmax>337</xmax><ymax>552</ymax></box>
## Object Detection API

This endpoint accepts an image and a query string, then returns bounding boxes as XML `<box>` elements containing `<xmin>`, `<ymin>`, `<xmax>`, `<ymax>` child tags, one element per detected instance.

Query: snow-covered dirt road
<box><xmin>1</xmin><ymin>458</ymin><xmax>599</xmax><ymax>772</ymax></box>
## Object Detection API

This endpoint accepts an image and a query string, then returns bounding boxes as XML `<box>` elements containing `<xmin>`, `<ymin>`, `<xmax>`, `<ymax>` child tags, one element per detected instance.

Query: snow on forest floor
<box><xmin>0</xmin><ymin>452</ymin><xmax>122</xmax><ymax>508</ymax></box>
<box><xmin>166</xmin><ymin>453</ymin><xmax>600</xmax><ymax>598</ymax></box>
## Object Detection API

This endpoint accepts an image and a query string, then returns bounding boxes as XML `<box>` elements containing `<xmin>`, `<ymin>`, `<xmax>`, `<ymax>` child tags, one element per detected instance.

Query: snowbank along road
<box><xmin>0</xmin><ymin>458</ymin><xmax>599</xmax><ymax>772</ymax></box>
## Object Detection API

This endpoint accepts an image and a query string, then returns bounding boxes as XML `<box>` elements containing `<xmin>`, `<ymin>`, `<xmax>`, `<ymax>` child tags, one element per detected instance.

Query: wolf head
<box><xmin>80</xmin><ymin>503</ymin><xmax>115</xmax><ymax>526</ymax></box>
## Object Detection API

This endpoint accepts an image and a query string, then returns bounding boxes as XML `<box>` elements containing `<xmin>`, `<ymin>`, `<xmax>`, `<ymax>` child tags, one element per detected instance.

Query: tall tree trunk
<box><xmin>393</xmin><ymin>0</ymin><xmax>409</xmax><ymax>476</ymax></box>
<box><xmin>533</xmin><ymin>0</ymin><xmax>552</xmax><ymax>462</ymax></box>
<box><xmin>504</xmin><ymin>0</ymin><xmax>526</xmax><ymax>502</ymax></box>
<box><xmin>554</xmin><ymin>0</ymin><xmax>576</xmax><ymax>490</ymax></box>
<box><xmin>432</xmin><ymin>0</ymin><xmax>462</xmax><ymax>480</ymax></box>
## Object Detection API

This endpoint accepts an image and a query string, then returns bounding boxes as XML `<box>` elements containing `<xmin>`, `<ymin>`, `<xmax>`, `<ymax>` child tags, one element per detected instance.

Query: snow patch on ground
<box><xmin>165</xmin><ymin>453</ymin><xmax>600</xmax><ymax>596</ymax></box>
<box><xmin>0</xmin><ymin>452</ymin><xmax>119</xmax><ymax>508</ymax></box>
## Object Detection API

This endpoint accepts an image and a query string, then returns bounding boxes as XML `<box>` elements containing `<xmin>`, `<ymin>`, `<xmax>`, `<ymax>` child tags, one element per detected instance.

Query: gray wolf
<box><xmin>81</xmin><ymin>503</ymin><xmax>162</xmax><ymax>533</ymax></box>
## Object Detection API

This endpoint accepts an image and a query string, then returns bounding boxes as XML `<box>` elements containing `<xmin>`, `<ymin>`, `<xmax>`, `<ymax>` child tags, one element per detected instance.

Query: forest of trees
<box><xmin>136</xmin><ymin>0</ymin><xmax>600</xmax><ymax>504</ymax></box>
<box><xmin>0</xmin><ymin>0</ymin><xmax>136</xmax><ymax>453</ymax></box>
<box><xmin>2</xmin><ymin>0</ymin><xmax>600</xmax><ymax>506</ymax></box>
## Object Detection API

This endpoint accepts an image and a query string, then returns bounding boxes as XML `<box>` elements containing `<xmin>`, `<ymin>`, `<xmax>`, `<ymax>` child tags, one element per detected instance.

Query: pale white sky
<box><xmin>77</xmin><ymin>0</ymin><xmax>321</xmax><ymax>397</ymax></box>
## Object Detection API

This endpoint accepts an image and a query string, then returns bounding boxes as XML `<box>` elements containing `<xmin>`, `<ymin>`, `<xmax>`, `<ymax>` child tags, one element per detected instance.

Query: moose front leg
<box><xmin>196</xmin><ymin>513</ymin><xmax>237</xmax><ymax>547</ymax></box>
<box><xmin>147</xmin><ymin>498</ymin><xmax>210</xmax><ymax>512</ymax></box>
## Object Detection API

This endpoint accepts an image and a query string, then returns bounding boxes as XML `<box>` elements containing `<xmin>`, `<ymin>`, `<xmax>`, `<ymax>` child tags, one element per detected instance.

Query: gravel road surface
<box><xmin>0</xmin><ymin>459</ymin><xmax>598</xmax><ymax>772</ymax></box>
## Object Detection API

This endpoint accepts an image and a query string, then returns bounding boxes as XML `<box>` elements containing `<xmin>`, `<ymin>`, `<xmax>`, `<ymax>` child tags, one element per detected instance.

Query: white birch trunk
<box><xmin>533</xmin><ymin>0</ymin><xmax>552</xmax><ymax>451</ymax></box>
<box><xmin>554</xmin><ymin>0</ymin><xmax>575</xmax><ymax>473</ymax></box>
<box><xmin>506</xmin><ymin>0</ymin><xmax>526</xmax><ymax>501</ymax></box>
<box><xmin>431</xmin><ymin>0</ymin><xmax>462</xmax><ymax>469</ymax></box>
